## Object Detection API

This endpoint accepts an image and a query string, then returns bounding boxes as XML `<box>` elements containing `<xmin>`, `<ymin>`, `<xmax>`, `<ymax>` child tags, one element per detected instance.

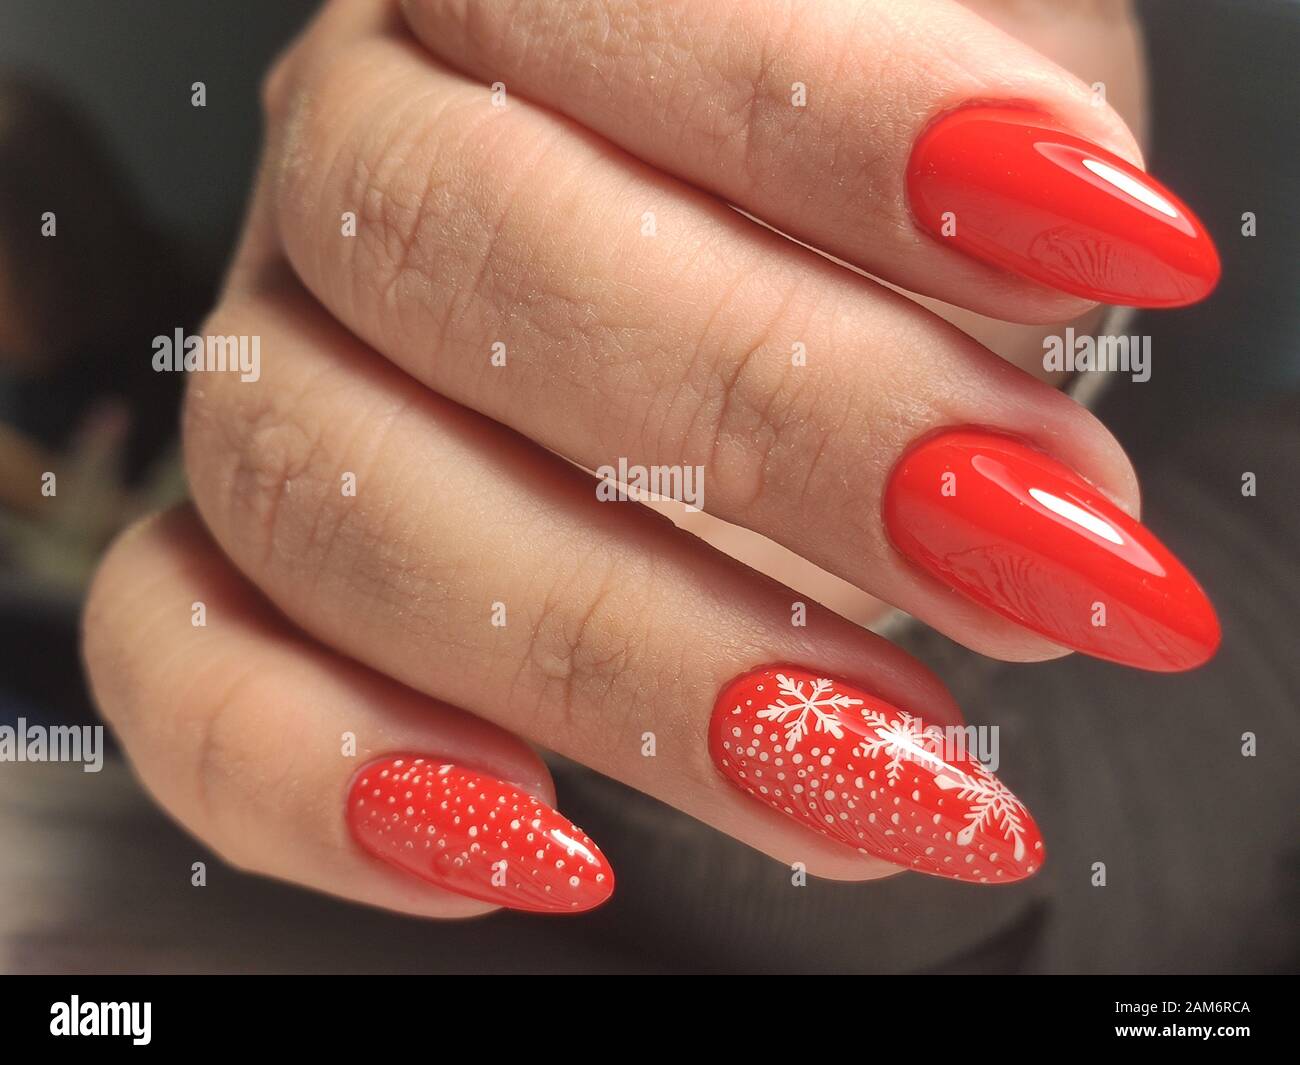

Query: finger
<box><xmin>182</xmin><ymin>281</ymin><xmax>1049</xmax><ymax>883</ymax></box>
<box><xmin>401</xmin><ymin>0</ymin><xmax>1217</xmax><ymax>317</ymax></box>
<box><xmin>83</xmin><ymin>506</ymin><xmax>612</xmax><ymax>916</ymax></box>
<box><xmin>263</xmin><ymin>25</ymin><xmax>1220</xmax><ymax>668</ymax></box>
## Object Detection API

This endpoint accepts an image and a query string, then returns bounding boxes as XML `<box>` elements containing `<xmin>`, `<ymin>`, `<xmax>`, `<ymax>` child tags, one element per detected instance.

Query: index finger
<box><xmin>402</xmin><ymin>0</ymin><xmax>1218</xmax><ymax>319</ymax></box>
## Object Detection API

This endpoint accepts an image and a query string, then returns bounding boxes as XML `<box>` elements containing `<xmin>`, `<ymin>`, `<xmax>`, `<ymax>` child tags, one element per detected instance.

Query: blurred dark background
<box><xmin>0</xmin><ymin>0</ymin><xmax>1296</xmax><ymax>973</ymax></box>
<box><xmin>1</xmin><ymin>1</ymin><xmax>317</xmax><ymax>265</ymax></box>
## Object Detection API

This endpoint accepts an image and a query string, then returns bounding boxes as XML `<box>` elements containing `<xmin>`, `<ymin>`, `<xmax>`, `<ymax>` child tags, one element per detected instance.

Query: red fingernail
<box><xmin>347</xmin><ymin>756</ymin><xmax>613</xmax><ymax>913</ymax></box>
<box><xmin>884</xmin><ymin>428</ymin><xmax>1220</xmax><ymax>671</ymax></box>
<box><xmin>710</xmin><ymin>666</ymin><xmax>1043</xmax><ymax>883</ymax></box>
<box><xmin>906</xmin><ymin>105</ymin><xmax>1220</xmax><ymax>306</ymax></box>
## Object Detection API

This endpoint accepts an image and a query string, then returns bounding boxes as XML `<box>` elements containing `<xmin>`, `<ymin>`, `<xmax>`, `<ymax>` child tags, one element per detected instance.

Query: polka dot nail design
<box><xmin>709</xmin><ymin>666</ymin><xmax>1044</xmax><ymax>883</ymax></box>
<box><xmin>347</xmin><ymin>756</ymin><xmax>614</xmax><ymax>913</ymax></box>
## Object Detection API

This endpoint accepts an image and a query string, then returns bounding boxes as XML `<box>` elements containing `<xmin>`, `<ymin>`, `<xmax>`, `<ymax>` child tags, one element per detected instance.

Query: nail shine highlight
<box><xmin>907</xmin><ymin>105</ymin><xmax>1220</xmax><ymax>306</ymax></box>
<box><xmin>883</xmin><ymin>428</ymin><xmax>1220</xmax><ymax>671</ymax></box>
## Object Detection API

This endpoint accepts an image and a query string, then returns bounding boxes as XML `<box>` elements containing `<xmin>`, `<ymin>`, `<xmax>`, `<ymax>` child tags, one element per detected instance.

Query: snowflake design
<box><xmin>933</xmin><ymin>762</ymin><xmax>1030</xmax><ymax>862</ymax></box>
<box><xmin>757</xmin><ymin>674</ymin><xmax>863</xmax><ymax>751</ymax></box>
<box><xmin>853</xmin><ymin>711</ymin><xmax>948</xmax><ymax>784</ymax></box>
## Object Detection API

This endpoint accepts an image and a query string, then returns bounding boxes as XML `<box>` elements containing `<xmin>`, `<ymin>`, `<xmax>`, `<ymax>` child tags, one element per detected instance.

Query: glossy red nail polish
<box><xmin>907</xmin><ymin>105</ymin><xmax>1220</xmax><ymax>306</ymax></box>
<box><xmin>884</xmin><ymin>428</ymin><xmax>1220</xmax><ymax>671</ymax></box>
<box><xmin>347</xmin><ymin>756</ymin><xmax>613</xmax><ymax>913</ymax></box>
<box><xmin>711</xmin><ymin>666</ymin><xmax>1043</xmax><ymax>883</ymax></box>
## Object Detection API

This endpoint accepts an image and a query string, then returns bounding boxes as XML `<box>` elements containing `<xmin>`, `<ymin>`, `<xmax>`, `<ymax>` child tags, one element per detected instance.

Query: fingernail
<box><xmin>906</xmin><ymin>105</ymin><xmax>1220</xmax><ymax>306</ymax></box>
<box><xmin>884</xmin><ymin>428</ymin><xmax>1220</xmax><ymax>671</ymax></box>
<box><xmin>347</xmin><ymin>756</ymin><xmax>614</xmax><ymax>913</ymax></box>
<box><xmin>710</xmin><ymin>666</ymin><xmax>1043</xmax><ymax>883</ymax></box>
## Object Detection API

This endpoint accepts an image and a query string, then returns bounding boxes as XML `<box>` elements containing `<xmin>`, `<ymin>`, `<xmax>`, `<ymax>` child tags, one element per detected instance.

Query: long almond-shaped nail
<box><xmin>907</xmin><ymin>105</ymin><xmax>1220</xmax><ymax>306</ymax></box>
<box><xmin>711</xmin><ymin>666</ymin><xmax>1043</xmax><ymax>883</ymax></box>
<box><xmin>884</xmin><ymin>428</ymin><xmax>1220</xmax><ymax>671</ymax></box>
<box><xmin>347</xmin><ymin>756</ymin><xmax>613</xmax><ymax>913</ymax></box>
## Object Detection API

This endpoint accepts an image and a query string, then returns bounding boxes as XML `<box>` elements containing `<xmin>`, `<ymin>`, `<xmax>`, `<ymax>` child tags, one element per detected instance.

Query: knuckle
<box><xmin>421</xmin><ymin>0</ymin><xmax>509</xmax><ymax>53</ymax></box>
<box><xmin>273</xmin><ymin>41</ymin><xmax>528</xmax><ymax>352</ymax></box>
<box><xmin>346</xmin><ymin>109</ymin><xmax>468</xmax><ymax>345</ymax></box>
<box><xmin>352</xmin><ymin>105</ymin><xmax>562</xmax><ymax>352</ymax></box>
<box><xmin>181</xmin><ymin>326</ymin><xmax>332</xmax><ymax>575</ymax></box>
<box><xmin>676</xmin><ymin>280</ymin><xmax>824</xmax><ymax>516</ymax></box>
<box><xmin>520</xmin><ymin>554</ymin><xmax>654</xmax><ymax>744</ymax></box>
<box><xmin>269</xmin><ymin>43</ymin><xmax>409</xmax><ymax>271</ymax></box>
<box><xmin>685</xmin><ymin>8</ymin><xmax>802</xmax><ymax>192</ymax></box>
<box><xmin>180</xmin><ymin>307</ymin><xmax>440</xmax><ymax>629</ymax></box>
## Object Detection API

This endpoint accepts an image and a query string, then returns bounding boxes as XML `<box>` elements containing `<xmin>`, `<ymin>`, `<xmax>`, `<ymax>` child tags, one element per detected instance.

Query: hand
<box><xmin>83</xmin><ymin>0</ymin><xmax>1219</xmax><ymax>915</ymax></box>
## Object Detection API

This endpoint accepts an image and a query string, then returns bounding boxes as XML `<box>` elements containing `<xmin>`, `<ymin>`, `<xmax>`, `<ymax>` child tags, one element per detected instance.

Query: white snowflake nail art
<box><xmin>711</xmin><ymin>666</ymin><xmax>1044</xmax><ymax>882</ymax></box>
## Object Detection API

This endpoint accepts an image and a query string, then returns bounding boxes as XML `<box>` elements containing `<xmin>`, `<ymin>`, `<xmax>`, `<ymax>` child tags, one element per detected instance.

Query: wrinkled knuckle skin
<box><xmin>520</xmin><ymin>557</ymin><xmax>656</xmax><ymax>747</ymax></box>
<box><xmin>347</xmin><ymin>103</ymin><xmax>566</xmax><ymax>365</ymax></box>
<box><xmin>344</xmin><ymin>112</ymin><xmax>458</xmax><ymax>345</ymax></box>
<box><xmin>671</xmin><ymin>5</ymin><xmax>802</xmax><ymax>195</ymax></box>
<box><xmin>676</xmin><ymin>284</ymin><xmax>823</xmax><ymax>518</ymax></box>
<box><xmin>181</xmin><ymin>328</ymin><xmax>332</xmax><ymax>578</ymax></box>
<box><xmin>268</xmin><ymin>39</ymin><xmax>507</xmax><ymax>354</ymax></box>
<box><xmin>705</xmin><ymin>344</ymin><xmax>794</xmax><ymax>515</ymax></box>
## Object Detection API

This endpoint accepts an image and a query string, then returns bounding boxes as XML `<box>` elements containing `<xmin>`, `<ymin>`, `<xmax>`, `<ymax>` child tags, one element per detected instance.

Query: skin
<box><xmin>83</xmin><ymin>0</ymin><xmax>1149</xmax><ymax>916</ymax></box>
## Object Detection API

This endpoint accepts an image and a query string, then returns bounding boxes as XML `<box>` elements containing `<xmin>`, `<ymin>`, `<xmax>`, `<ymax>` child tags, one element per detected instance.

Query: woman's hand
<box><xmin>83</xmin><ymin>0</ymin><xmax>1219</xmax><ymax>915</ymax></box>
